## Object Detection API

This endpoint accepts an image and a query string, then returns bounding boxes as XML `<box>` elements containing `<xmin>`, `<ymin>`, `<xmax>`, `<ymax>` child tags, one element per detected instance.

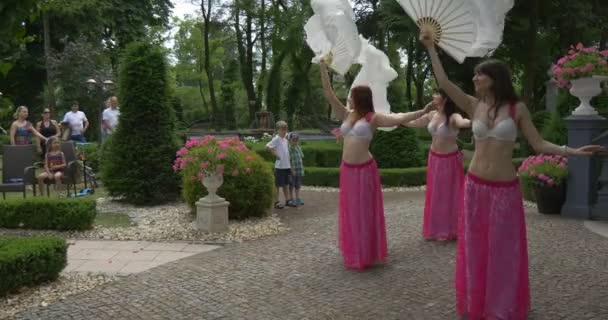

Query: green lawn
<box><xmin>94</xmin><ymin>211</ymin><xmax>132</xmax><ymax>228</ymax></box>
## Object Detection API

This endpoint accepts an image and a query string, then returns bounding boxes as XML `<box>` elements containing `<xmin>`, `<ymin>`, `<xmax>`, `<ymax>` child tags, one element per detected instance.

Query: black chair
<box><xmin>0</xmin><ymin>145</ymin><xmax>37</xmax><ymax>199</ymax></box>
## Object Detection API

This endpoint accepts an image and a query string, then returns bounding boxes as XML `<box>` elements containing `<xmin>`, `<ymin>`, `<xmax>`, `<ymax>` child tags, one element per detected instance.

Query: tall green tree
<box><xmin>102</xmin><ymin>42</ymin><xmax>179</xmax><ymax>204</ymax></box>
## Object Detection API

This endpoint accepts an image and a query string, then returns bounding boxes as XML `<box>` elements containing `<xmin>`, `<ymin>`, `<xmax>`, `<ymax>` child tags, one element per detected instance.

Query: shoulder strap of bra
<box><xmin>364</xmin><ymin>112</ymin><xmax>375</xmax><ymax>122</ymax></box>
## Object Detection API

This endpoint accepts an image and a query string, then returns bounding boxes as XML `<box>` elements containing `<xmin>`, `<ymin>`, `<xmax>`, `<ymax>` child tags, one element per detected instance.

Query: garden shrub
<box><xmin>77</xmin><ymin>143</ymin><xmax>100</xmax><ymax>173</ymax></box>
<box><xmin>101</xmin><ymin>42</ymin><xmax>180</xmax><ymax>204</ymax></box>
<box><xmin>542</xmin><ymin>111</ymin><xmax>567</xmax><ymax>146</ymax></box>
<box><xmin>0</xmin><ymin>236</ymin><xmax>67</xmax><ymax>296</ymax></box>
<box><xmin>0</xmin><ymin>198</ymin><xmax>96</xmax><ymax>230</ymax></box>
<box><xmin>371</xmin><ymin>127</ymin><xmax>423</xmax><ymax>168</ymax></box>
<box><xmin>177</xmin><ymin>136</ymin><xmax>274</xmax><ymax>220</ymax></box>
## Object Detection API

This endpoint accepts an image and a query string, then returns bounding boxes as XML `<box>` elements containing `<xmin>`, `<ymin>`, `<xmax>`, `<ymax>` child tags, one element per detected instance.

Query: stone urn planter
<box><xmin>569</xmin><ymin>76</ymin><xmax>608</xmax><ymax>116</ymax></box>
<box><xmin>196</xmin><ymin>172</ymin><xmax>229</xmax><ymax>233</ymax></box>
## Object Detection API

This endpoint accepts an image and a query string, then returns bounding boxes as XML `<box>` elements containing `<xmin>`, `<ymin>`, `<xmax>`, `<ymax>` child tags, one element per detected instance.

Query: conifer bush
<box><xmin>101</xmin><ymin>42</ymin><xmax>179</xmax><ymax>204</ymax></box>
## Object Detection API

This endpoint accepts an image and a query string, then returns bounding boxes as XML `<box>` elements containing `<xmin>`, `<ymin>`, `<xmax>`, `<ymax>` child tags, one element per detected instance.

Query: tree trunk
<box><xmin>42</xmin><ymin>11</ymin><xmax>56</xmax><ymax>112</ymax></box>
<box><xmin>405</xmin><ymin>37</ymin><xmax>415</xmax><ymax>110</ymax></box>
<box><xmin>201</xmin><ymin>0</ymin><xmax>219</xmax><ymax>129</ymax></box>
<box><xmin>257</xmin><ymin>0</ymin><xmax>267</xmax><ymax>107</ymax></box>
<box><xmin>522</xmin><ymin>0</ymin><xmax>540</xmax><ymax>108</ymax></box>
<box><xmin>197</xmin><ymin>78</ymin><xmax>209</xmax><ymax>115</ymax></box>
<box><xmin>235</xmin><ymin>1</ymin><xmax>258</xmax><ymax>123</ymax></box>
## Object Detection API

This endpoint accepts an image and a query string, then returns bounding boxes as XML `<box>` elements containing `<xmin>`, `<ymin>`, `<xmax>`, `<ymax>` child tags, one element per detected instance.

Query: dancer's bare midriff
<box><xmin>341</xmin><ymin>137</ymin><xmax>373</xmax><ymax>164</ymax></box>
<box><xmin>430</xmin><ymin>136</ymin><xmax>459</xmax><ymax>154</ymax></box>
<box><xmin>468</xmin><ymin>139</ymin><xmax>517</xmax><ymax>181</ymax></box>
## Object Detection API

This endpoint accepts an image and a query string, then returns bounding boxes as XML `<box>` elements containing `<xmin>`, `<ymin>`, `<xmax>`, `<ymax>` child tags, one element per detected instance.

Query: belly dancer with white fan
<box><xmin>420</xmin><ymin>31</ymin><xmax>605</xmax><ymax>320</ymax></box>
<box><xmin>319</xmin><ymin>56</ymin><xmax>434</xmax><ymax>271</ymax></box>
<box><xmin>403</xmin><ymin>88</ymin><xmax>471</xmax><ymax>241</ymax></box>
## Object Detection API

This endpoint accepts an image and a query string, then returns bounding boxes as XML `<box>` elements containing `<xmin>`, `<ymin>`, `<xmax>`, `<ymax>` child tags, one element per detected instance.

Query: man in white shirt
<box><xmin>62</xmin><ymin>101</ymin><xmax>89</xmax><ymax>143</ymax></box>
<box><xmin>102</xmin><ymin>96</ymin><xmax>120</xmax><ymax>142</ymax></box>
<box><xmin>265</xmin><ymin>120</ymin><xmax>291</xmax><ymax>209</ymax></box>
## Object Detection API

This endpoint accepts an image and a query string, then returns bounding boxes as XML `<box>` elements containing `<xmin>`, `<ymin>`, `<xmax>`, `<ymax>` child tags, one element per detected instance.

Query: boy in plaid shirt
<box><xmin>287</xmin><ymin>132</ymin><xmax>304</xmax><ymax>207</ymax></box>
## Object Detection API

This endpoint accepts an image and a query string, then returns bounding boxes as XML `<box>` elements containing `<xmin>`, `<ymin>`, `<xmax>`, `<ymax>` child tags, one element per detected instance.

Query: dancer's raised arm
<box><xmin>319</xmin><ymin>61</ymin><xmax>348</xmax><ymax>121</ymax></box>
<box><xmin>420</xmin><ymin>31</ymin><xmax>477</xmax><ymax>116</ymax></box>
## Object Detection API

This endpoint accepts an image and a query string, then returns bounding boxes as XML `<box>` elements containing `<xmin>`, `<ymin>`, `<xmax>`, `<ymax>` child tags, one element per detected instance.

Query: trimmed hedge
<box><xmin>0</xmin><ymin>236</ymin><xmax>67</xmax><ymax>296</ymax></box>
<box><xmin>0</xmin><ymin>198</ymin><xmax>97</xmax><ymax>230</ymax></box>
<box><xmin>303</xmin><ymin>158</ymin><xmax>526</xmax><ymax>187</ymax></box>
<box><xmin>248</xmin><ymin>140</ymin><xmax>342</xmax><ymax>168</ymax></box>
<box><xmin>303</xmin><ymin>167</ymin><xmax>427</xmax><ymax>187</ymax></box>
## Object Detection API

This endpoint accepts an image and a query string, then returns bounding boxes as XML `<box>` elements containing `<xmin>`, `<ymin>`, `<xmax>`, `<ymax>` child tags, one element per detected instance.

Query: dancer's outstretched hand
<box><xmin>572</xmin><ymin>145</ymin><xmax>607</xmax><ymax>156</ymax></box>
<box><xmin>422</xmin><ymin>101</ymin><xmax>436</xmax><ymax>114</ymax></box>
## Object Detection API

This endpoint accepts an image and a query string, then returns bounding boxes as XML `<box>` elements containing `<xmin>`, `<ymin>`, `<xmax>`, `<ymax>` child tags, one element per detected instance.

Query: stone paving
<box><xmin>65</xmin><ymin>240</ymin><xmax>219</xmax><ymax>276</ymax></box>
<box><xmin>16</xmin><ymin>191</ymin><xmax>608</xmax><ymax>320</ymax></box>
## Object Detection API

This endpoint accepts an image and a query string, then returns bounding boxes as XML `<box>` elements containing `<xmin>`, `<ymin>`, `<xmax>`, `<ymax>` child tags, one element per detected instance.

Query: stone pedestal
<box><xmin>562</xmin><ymin>115</ymin><xmax>608</xmax><ymax>219</ymax></box>
<box><xmin>592</xmin><ymin>153</ymin><xmax>608</xmax><ymax>220</ymax></box>
<box><xmin>195</xmin><ymin>195</ymin><xmax>229</xmax><ymax>233</ymax></box>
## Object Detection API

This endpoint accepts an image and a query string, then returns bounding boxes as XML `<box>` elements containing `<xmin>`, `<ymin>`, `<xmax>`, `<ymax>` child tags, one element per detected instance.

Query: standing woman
<box><xmin>319</xmin><ymin>58</ymin><xmax>435</xmax><ymax>270</ymax></box>
<box><xmin>9</xmin><ymin>106</ymin><xmax>47</xmax><ymax>146</ymax></box>
<box><xmin>36</xmin><ymin>107</ymin><xmax>60</xmax><ymax>156</ymax></box>
<box><xmin>404</xmin><ymin>89</ymin><xmax>471</xmax><ymax>241</ymax></box>
<box><xmin>421</xmin><ymin>32</ymin><xmax>604</xmax><ymax>319</ymax></box>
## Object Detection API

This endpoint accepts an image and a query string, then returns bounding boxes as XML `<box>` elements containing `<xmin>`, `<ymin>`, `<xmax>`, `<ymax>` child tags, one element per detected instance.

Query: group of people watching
<box><xmin>5</xmin><ymin>97</ymin><xmax>120</xmax><ymax>195</ymax></box>
<box><xmin>6</xmin><ymin>96</ymin><xmax>120</xmax><ymax>152</ymax></box>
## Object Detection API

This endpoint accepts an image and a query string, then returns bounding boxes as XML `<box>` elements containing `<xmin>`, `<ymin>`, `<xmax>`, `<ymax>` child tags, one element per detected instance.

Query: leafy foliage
<box><xmin>370</xmin><ymin>127</ymin><xmax>423</xmax><ymax>168</ymax></box>
<box><xmin>178</xmin><ymin>139</ymin><xmax>274</xmax><ymax>220</ymax></box>
<box><xmin>0</xmin><ymin>236</ymin><xmax>67</xmax><ymax>297</ymax></box>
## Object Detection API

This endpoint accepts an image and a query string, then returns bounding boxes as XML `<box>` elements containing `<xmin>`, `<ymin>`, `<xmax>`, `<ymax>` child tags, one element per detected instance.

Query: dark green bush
<box><xmin>0</xmin><ymin>135</ymin><xmax>8</xmax><ymax>155</ymax></box>
<box><xmin>0</xmin><ymin>236</ymin><xmax>67</xmax><ymax>296</ymax></box>
<box><xmin>371</xmin><ymin>127</ymin><xmax>423</xmax><ymax>168</ymax></box>
<box><xmin>542</xmin><ymin>111</ymin><xmax>567</xmax><ymax>146</ymax></box>
<box><xmin>0</xmin><ymin>198</ymin><xmax>96</xmax><ymax>230</ymax></box>
<box><xmin>101</xmin><ymin>42</ymin><xmax>180</xmax><ymax>204</ymax></box>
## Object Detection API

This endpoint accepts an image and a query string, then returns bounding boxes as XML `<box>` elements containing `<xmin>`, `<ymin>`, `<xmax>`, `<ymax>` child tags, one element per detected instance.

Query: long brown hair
<box><xmin>350</xmin><ymin>86</ymin><xmax>374</xmax><ymax>122</ymax></box>
<box><xmin>474</xmin><ymin>59</ymin><xmax>519</xmax><ymax>120</ymax></box>
<box><xmin>436</xmin><ymin>88</ymin><xmax>456</xmax><ymax>127</ymax></box>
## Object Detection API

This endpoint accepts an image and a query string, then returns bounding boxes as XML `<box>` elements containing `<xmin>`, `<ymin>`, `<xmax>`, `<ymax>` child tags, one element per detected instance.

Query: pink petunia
<box><xmin>245</xmin><ymin>167</ymin><xmax>252</xmax><ymax>173</ymax></box>
<box><xmin>246</xmin><ymin>155</ymin><xmax>253</xmax><ymax>161</ymax></box>
<box><xmin>216</xmin><ymin>153</ymin><xmax>227</xmax><ymax>160</ymax></box>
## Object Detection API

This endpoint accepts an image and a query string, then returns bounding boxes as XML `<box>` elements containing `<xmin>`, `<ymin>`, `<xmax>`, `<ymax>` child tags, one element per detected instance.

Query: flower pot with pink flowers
<box><xmin>552</xmin><ymin>43</ymin><xmax>608</xmax><ymax>116</ymax></box>
<box><xmin>518</xmin><ymin>155</ymin><xmax>568</xmax><ymax>214</ymax></box>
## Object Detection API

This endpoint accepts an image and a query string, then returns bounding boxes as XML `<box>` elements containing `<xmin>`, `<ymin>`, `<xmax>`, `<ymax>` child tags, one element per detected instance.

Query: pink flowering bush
<box><xmin>174</xmin><ymin>135</ymin><xmax>274</xmax><ymax>219</ymax></box>
<box><xmin>518</xmin><ymin>154</ymin><xmax>568</xmax><ymax>188</ymax></box>
<box><xmin>552</xmin><ymin>43</ymin><xmax>608</xmax><ymax>88</ymax></box>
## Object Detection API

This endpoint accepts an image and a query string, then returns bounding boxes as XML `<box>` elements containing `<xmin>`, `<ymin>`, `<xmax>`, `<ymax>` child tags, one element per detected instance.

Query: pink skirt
<box><xmin>339</xmin><ymin>158</ymin><xmax>387</xmax><ymax>270</ymax></box>
<box><xmin>456</xmin><ymin>173</ymin><xmax>530</xmax><ymax>320</ymax></box>
<box><xmin>423</xmin><ymin>150</ymin><xmax>464</xmax><ymax>241</ymax></box>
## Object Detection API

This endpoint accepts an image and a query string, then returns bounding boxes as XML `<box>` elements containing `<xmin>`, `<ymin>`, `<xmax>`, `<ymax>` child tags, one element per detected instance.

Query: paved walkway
<box><xmin>65</xmin><ymin>240</ymin><xmax>219</xmax><ymax>276</ymax></box>
<box><xmin>17</xmin><ymin>191</ymin><xmax>608</xmax><ymax>319</ymax></box>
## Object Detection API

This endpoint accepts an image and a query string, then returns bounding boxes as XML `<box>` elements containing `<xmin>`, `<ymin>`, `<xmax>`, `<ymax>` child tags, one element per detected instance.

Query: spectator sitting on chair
<box><xmin>62</xmin><ymin>101</ymin><xmax>88</xmax><ymax>143</ymax></box>
<box><xmin>37</xmin><ymin>137</ymin><xmax>65</xmax><ymax>196</ymax></box>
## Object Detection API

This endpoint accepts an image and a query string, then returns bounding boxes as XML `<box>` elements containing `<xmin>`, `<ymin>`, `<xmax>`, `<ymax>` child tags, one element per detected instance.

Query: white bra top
<box><xmin>471</xmin><ymin>104</ymin><xmax>518</xmax><ymax>142</ymax></box>
<box><xmin>427</xmin><ymin>121</ymin><xmax>458</xmax><ymax>137</ymax></box>
<box><xmin>340</xmin><ymin>113</ymin><xmax>374</xmax><ymax>141</ymax></box>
